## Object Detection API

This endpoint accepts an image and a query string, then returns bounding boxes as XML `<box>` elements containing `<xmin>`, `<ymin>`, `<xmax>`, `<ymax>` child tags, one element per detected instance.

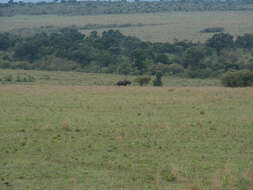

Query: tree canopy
<box><xmin>0</xmin><ymin>29</ymin><xmax>253</xmax><ymax>78</ymax></box>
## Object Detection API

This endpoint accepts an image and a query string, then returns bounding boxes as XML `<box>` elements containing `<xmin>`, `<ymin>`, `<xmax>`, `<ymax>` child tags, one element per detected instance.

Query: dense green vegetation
<box><xmin>221</xmin><ymin>70</ymin><xmax>253</xmax><ymax>87</ymax></box>
<box><xmin>1</xmin><ymin>1</ymin><xmax>253</xmax><ymax>17</ymax></box>
<box><xmin>1</xmin><ymin>29</ymin><xmax>253</xmax><ymax>78</ymax></box>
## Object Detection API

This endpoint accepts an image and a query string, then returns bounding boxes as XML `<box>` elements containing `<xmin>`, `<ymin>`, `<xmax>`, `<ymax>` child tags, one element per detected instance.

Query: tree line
<box><xmin>0</xmin><ymin>28</ymin><xmax>253</xmax><ymax>78</ymax></box>
<box><xmin>1</xmin><ymin>1</ymin><xmax>253</xmax><ymax>17</ymax></box>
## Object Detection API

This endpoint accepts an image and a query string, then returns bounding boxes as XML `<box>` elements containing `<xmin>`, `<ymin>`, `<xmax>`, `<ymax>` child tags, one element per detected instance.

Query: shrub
<box><xmin>4</xmin><ymin>74</ymin><xmax>13</xmax><ymax>82</ymax></box>
<box><xmin>221</xmin><ymin>70</ymin><xmax>253</xmax><ymax>87</ymax></box>
<box><xmin>16</xmin><ymin>74</ymin><xmax>35</xmax><ymax>82</ymax></box>
<box><xmin>153</xmin><ymin>71</ymin><xmax>163</xmax><ymax>86</ymax></box>
<box><xmin>200</xmin><ymin>27</ymin><xmax>224</xmax><ymax>33</ymax></box>
<box><xmin>134</xmin><ymin>76</ymin><xmax>151</xmax><ymax>86</ymax></box>
<box><xmin>27</xmin><ymin>75</ymin><xmax>35</xmax><ymax>82</ymax></box>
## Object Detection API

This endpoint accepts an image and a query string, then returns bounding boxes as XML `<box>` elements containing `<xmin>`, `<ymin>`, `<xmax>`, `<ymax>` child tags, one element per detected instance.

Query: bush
<box><xmin>200</xmin><ymin>27</ymin><xmax>224</xmax><ymax>33</ymax></box>
<box><xmin>4</xmin><ymin>74</ymin><xmax>13</xmax><ymax>82</ymax></box>
<box><xmin>153</xmin><ymin>71</ymin><xmax>163</xmax><ymax>86</ymax></box>
<box><xmin>16</xmin><ymin>74</ymin><xmax>36</xmax><ymax>82</ymax></box>
<box><xmin>134</xmin><ymin>76</ymin><xmax>151</xmax><ymax>86</ymax></box>
<box><xmin>221</xmin><ymin>70</ymin><xmax>253</xmax><ymax>87</ymax></box>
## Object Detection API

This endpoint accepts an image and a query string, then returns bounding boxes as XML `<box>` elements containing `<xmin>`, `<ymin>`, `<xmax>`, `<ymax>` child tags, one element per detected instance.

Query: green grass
<box><xmin>0</xmin><ymin>69</ymin><xmax>220</xmax><ymax>87</ymax></box>
<box><xmin>1</xmin><ymin>11</ymin><xmax>253</xmax><ymax>42</ymax></box>
<box><xmin>0</xmin><ymin>84</ymin><xmax>253</xmax><ymax>190</ymax></box>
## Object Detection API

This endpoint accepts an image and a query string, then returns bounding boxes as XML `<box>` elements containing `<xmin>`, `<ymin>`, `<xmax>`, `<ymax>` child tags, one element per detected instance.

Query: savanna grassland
<box><xmin>1</xmin><ymin>2</ymin><xmax>253</xmax><ymax>189</ymax></box>
<box><xmin>1</xmin><ymin>11</ymin><xmax>253</xmax><ymax>42</ymax></box>
<box><xmin>0</xmin><ymin>69</ymin><xmax>220</xmax><ymax>86</ymax></box>
<box><xmin>1</xmin><ymin>82</ymin><xmax>253</xmax><ymax>190</ymax></box>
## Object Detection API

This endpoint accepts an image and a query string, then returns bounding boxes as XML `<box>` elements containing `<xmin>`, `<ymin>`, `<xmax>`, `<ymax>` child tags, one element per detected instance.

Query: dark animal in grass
<box><xmin>116</xmin><ymin>80</ymin><xmax>131</xmax><ymax>86</ymax></box>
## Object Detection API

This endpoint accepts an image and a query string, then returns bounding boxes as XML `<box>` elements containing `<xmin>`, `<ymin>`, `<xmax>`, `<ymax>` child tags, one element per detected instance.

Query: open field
<box><xmin>0</xmin><ymin>69</ymin><xmax>220</xmax><ymax>87</ymax></box>
<box><xmin>0</xmin><ymin>85</ymin><xmax>253</xmax><ymax>190</ymax></box>
<box><xmin>1</xmin><ymin>11</ymin><xmax>253</xmax><ymax>42</ymax></box>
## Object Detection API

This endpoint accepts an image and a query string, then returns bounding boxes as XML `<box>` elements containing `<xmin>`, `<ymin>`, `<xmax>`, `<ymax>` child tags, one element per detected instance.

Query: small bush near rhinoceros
<box><xmin>221</xmin><ymin>70</ymin><xmax>253</xmax><ymax>87</ymax></box>
<box><xmin>134</xmin><ymin>76</ymin><xmax>151</xmax><ymax>86</ymax></box>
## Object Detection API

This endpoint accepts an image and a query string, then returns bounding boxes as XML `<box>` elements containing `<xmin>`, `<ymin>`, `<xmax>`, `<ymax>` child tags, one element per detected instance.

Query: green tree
<box><xmin>0</xmin><ymin>33</ymin><xmax>17</xmax><ymax>50</ymax></box>
<box><xmin>206</xmin><ymin>33</ymin><xmax>234</xmax><ymax>55</ymax></box>
<box><xmin>155</xmin><ymin>54</ymin><xmax>170</xmax><ymax>64</ymax></box>
<box><xmin>131</xmin><ymin>48</ymin><xmax>152</xmax><ymax>73</ymax></box>
<box><xmin>182</xmin><ymin>46</ymin><xmax>206</xmax><ymax>69</ymax></box>
<box><xmin>235</xmin><ymin>34</ymin><xmax>253</xmax><ymax>49</ymax></box>
<box><xmin>221</xmin><ymin>70</ymin><xmax>253</xmax><ymax>87</ymax></box>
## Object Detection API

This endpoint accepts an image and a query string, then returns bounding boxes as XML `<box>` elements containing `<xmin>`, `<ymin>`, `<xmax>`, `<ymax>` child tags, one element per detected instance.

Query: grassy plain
<box><xmin>1</xmin><ymin>84</ymin><xmax>253</xmax><ymax>190</ymax></box>
<box><xmin>1</xmin><ymin>11</ymin><xmax>253</xmax><ymax>42</ymax></box>
<box><xmin>0</xmin><ymin>69</ymin><xmax>220</xmax><ymax>86</ymax></box>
